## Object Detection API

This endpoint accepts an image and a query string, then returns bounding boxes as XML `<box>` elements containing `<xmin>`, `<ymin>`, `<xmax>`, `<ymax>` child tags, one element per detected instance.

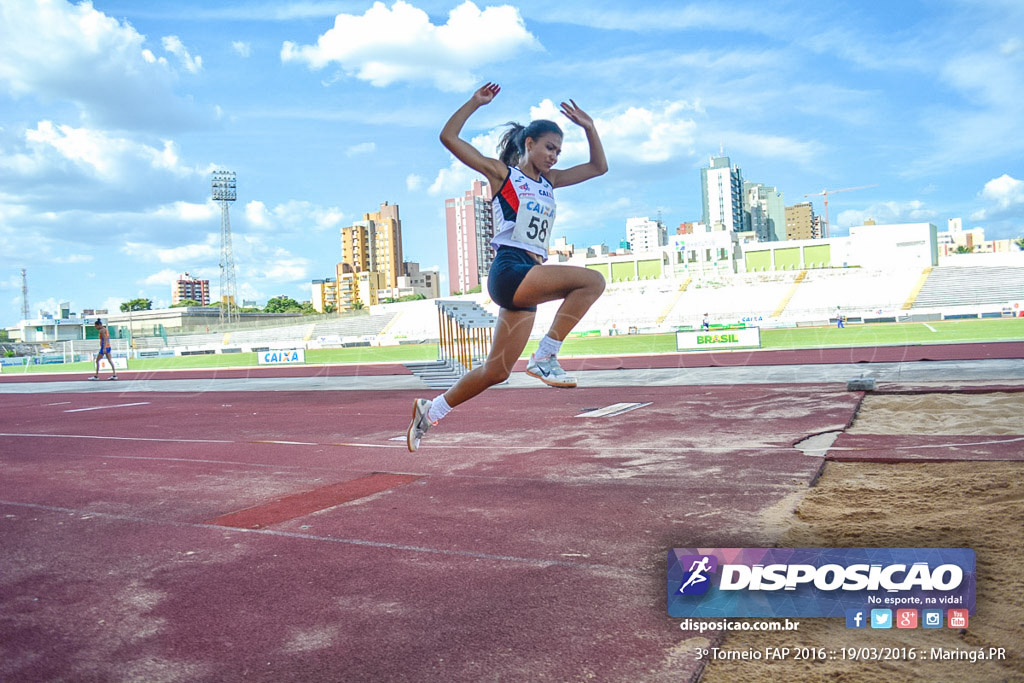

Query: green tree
<box><xmin>120</xmin><ymin>298</ymin><xmax>152</xmax><ymax>312</ymax></box>
<box><xmin>264</xmin><ymin>295</ymin><xmax>302</xmax><ymax>313</ymax></box>
<box><xmin>1014</xmin><ymin>237</ymin><xmax>1024</xmax><ymax>251</ymax></box>
<box><xmin>954</xmin><ymin>245</ymin><xmax>973</xmax><ymax>254</ymax></box>
<box><xmin>171</xmin><ymin>299</ymin><xmax>202</xmax><ymax>308</ymax></box>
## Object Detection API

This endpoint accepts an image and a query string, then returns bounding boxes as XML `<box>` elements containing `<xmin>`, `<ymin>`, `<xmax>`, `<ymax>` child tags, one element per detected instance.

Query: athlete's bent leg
<box><xmin>512</xmin><ymin>265</ymin><xmax>605</xmax><ymax>341</ymax></box>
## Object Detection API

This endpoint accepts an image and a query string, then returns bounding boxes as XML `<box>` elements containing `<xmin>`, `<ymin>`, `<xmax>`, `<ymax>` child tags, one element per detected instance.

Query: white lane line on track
<box><xmin>2</xmin><ymin>432</ymin><xmax>1021</xmax><ymax>452</ymax></box>
<box><xmin>0</xmin><ymin>432</ymin><xmax>232</xmax><ymax>444</ymax></box>
<box><xmin>0</xmin><ymin>500</ymin><xmax>635</xmax><ymax>575</ymax></box>
<box><xmin>64</xmin><ymin>402</ymin><xmax>151</xmax><ymax>413</ymax></box>
<box><xmin>46</xmin><ymin>401</ymin><xmax>72</xmax><ymax>406</ymax></box>
<box><xmin>575</xmin><ymin>402</ymin><xmax>652</xmax><ymax>418</ymax></box>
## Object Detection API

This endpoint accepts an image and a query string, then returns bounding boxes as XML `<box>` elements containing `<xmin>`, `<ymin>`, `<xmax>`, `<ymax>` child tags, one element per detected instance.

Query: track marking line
<box><xmin>0</xmin><ymin>500</ymin><xmax>636</xmax><ymax>575</ymax></box>
<box><xmin>0</xmin><ymin>432</ymin><xmax>232</xmax><ymax>444</ymax></box>
<box><xmin>205</xmin><ymin>472</ymin><xmax>423</xmax><ymax>529</ymax></box>
<box><xmin>46</xmin><ymin>401</ymin><xmax>72</xmax><ymax>406</ymax></box>
<box><xmin>2</xmin><ymin>431</ymin><xmax>1019</xmax><ymax>453</ymax></box>
<box><xmin>251</xmin><ymin>440</ymin><xmax>318</xmax><ymax>446</ymax></box>
<box><xmin>64</xmin><ymin>402</ymin><xmax>150</xmax><ymax>413</ymax></box>
<box><xmin>575</xmin><ymin>402</ymin><xmax>652</xmax><ymax>418</ymax></box>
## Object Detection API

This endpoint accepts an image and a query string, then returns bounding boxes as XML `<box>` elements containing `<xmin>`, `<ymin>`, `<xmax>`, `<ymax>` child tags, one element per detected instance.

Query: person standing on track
<box><xmin>89</xmin><ymin>319</ymin><xmax>118</xmax><ymax>380</ymax></box>
<box><xmin>407</xmin><ymin>82</ymin><xmax>608</xmax><ymax>452</ymax></box>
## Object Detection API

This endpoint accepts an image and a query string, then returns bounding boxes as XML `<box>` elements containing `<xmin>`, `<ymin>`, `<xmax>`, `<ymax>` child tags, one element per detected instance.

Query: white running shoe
<box><xmin>407</xmin><ymin>398</ymin><xmax>435</xmax><ymax>452</ymax></box>
<box><xmin>525</xmin><ymin>354</ymin><xmax>577</xmax><ymax>388</ymax></box>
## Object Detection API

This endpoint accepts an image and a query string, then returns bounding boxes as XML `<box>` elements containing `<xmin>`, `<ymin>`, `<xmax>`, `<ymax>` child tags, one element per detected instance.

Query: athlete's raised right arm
<box><xmin>440</xmin><ymin>82</ymin><xmax>507</xmax><ymax>189</ymax></box>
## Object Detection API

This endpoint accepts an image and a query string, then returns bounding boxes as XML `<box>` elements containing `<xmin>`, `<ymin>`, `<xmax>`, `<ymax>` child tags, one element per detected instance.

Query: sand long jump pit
<box><xmin>699</xmin><ymin>388</ymin><xmax>1024</xmax><ymax>682</ymax></box>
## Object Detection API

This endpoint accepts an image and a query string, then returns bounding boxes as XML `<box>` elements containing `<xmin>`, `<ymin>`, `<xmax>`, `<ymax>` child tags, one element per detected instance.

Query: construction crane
<box><xmin>804</xmin><ymin>185</ymin><xmax>877</xmax><ymax>237</ymax></box>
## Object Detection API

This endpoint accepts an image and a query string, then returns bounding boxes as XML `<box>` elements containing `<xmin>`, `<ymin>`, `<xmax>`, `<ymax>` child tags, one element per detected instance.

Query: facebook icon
<box><xmin>845</xmin><ymin>609</ymin><xmax>867</xmax><ymax>629</ymax></box>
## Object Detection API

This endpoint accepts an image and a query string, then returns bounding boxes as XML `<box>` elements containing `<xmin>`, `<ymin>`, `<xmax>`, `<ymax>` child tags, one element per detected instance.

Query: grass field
<box><xmin>5</xmin><ymin>317</ymin><xmax>1022</xmax><ymax>374</ymax></box>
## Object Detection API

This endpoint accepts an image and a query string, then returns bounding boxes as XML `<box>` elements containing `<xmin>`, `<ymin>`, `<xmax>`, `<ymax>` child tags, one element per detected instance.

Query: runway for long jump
<box><xmin>1</xmin><ymin>344</ymin><xmax>1022</xmax><ymax>682</ymax></box>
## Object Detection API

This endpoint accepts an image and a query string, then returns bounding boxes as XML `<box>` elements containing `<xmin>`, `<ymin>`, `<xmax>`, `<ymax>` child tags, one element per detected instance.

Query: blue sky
<box><xmin>1</xmin><ymin>0</ymin><xmax>1022</xmax><ymax>324</ymax></box>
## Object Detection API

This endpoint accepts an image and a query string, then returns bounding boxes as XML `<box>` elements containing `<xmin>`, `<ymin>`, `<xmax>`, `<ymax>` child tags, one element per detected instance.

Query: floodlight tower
<box><xmin>211</xmin><ymin>170</ymin><xmax>239</xmax><ymax>325</ymax></box>
<box><xmin>21</xmin><ymin>268</ymin><xmax>29</xmax><ymax>320</ymax></box>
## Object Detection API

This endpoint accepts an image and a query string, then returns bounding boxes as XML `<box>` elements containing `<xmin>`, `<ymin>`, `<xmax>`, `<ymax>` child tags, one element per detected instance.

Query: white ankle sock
<box><xmin>427</xmin><ymin>394</ymin><xmax>452</xmax><ymax>422</ymax></box>
<box><xmin>535</xmin><ymin>335</ymin><xmax>562</xmax><ymax>360</ymax></box>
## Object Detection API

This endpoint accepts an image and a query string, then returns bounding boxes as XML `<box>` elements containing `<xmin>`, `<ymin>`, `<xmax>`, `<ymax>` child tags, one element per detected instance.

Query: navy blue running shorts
<box><xmin>487</xmin><ymin>246</ymin><xmax>539</xmax><ymax>312</ymax></box>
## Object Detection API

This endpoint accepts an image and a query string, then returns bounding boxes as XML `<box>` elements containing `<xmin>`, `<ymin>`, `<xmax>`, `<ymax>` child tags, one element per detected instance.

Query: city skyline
<box><xmin>2</xmin><ymin>0</ymin><xmax>1022</xmax><ymax>325</ymax></box>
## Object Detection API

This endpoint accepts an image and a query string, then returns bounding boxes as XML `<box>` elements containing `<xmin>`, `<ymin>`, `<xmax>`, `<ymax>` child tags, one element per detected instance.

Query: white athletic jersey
<box><xmin>490</xmin><ymin>167</ymin><xmax>556</xmax><ymax>261</ymax></box>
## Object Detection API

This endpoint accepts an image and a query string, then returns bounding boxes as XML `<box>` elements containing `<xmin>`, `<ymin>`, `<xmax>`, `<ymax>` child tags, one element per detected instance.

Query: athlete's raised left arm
<box><xmin>546</xmin><ymin>100</ymin><xmax>608</xmax><ymax>189</ymax></box>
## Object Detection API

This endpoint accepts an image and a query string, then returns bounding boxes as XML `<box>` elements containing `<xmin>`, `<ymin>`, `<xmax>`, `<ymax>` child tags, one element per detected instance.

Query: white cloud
<box><xmin>971</xmin><ymin>174</ymin><xmax>1024</xmax><ymax>221</ymax></box>
<box><xmin>712</xmin><ymin>130</ymin><xmax>822</xmax><ymax>167</ymax></box>
<box><xmin>232</xmin><ymin>41</ymin><xmax>251</xmax><ymax>58</ymax></box>
<box><xmin>556</xmin><ymin>196</ymin><xmax>632</xmax><ymax>235</ymax></box>
<box><xmin>281</xmin><ymin>0</ymin><xmax>541</xmax><ymax>91</ymax></box>
<box><xmin>426</xmin><ymin>98</ymin><xmax>707</xmax><ymax>195</ymax></box>
<box><xmin>0</xmin><ymin>121</ymin><xmax>206</xmax><ymax>213</ymax></box>
<box><xmin>161</xmin><ymin>35</ymin><xmax>203</xmax><ymax>74</ymax></box>
<box><xmin>101</xmin><ymin>297</ymin><xmax>125</xmax><ymax>315</ymax></box>
<box><xmin>154</xmin><ymin>238</ymin><xmax>220</xmax><ymax>265</ymax></box>
<box><xmin>152</xmin><ymin>201</ymin><xmax>218</xmax><ymax>222</ymax></box>
<box><xmin>142</xmin><ymin>268</ymin><xmax>182</xmax><ymax>287</ymax></box>
<box><xmin>528</xmin><ymin>4</ymin><xmax>785</xmax><ymax>35</ymax></box>
<box><xmin>243</xmin><ymin>199</ymin><xmax>345</xmax><ymax>233</ymax></box>
<box><xmin>428</xmin><ymin>158</ymin><xmax>482</xmax><ymax>196</ymax></box>
<box><xmin>22</xmin><ymin>121</ymin><xmax>187</xmax><ymax>179</ymax></box>
<box><xmin>346</xmin><ymin>141</ymin><xmax>376</xmax><ymax>156</ymax></box>
<box><xmin>53</xmin><ymin>253</ymin><xmax>93</xmax><ymax>264</ymax></box>
<box><xmin>0</xmin><ymin>0</ymin><xmax>214</xmax><ymax>131</ymax></box>
<box><xmin>979</xmin><ymin>174</ymin><xmax>1024</xmax><ymax>209</ymax></box>
<box><xmin>592</xmin><ymin>101</ymin><xmax>701</xmax><ymax>165</ymax></box>
<box><xmin>835</xmin><ymin>200</ymin><xmax>937</xmax><ymax>230</ymax></box>
<box><xmin>406</xmin><ymin>173</ymin><xmax>425</xmax><ymax>191</ymax></box>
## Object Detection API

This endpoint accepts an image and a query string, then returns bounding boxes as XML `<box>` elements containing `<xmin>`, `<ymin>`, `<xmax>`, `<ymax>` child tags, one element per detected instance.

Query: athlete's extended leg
<box><xmin>445</xmin><ymin>308</ymin><xmax>535</xmax><ymax>407</ymax></box>
<box><xmin>407</xmin><ymin>308</ymin><xmax>535</xmax><ymax>452</ymax></box>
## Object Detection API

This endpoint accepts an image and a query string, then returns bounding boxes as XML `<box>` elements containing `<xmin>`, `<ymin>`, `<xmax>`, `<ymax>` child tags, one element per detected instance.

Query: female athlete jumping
<box><xmin>408</xmin><ymin>82</ymin><xmax>608</xmax><ymax>451</ymax></box>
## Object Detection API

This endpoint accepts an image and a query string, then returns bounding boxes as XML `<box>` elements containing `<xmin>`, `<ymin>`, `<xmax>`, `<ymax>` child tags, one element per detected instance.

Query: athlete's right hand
<box><xmin>471</xmin><ymin>82</ymin><xmax>501</xmax><ymax>106</ymax></box>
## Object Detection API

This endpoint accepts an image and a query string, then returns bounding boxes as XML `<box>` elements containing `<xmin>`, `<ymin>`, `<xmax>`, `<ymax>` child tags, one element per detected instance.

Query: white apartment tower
<box><xmin>701</xmin><ymin>155</ymin><xmax>745</xmax><ymax>232</ymax></box>
<box><xmin>625</xmin><ymin>217</ymin><xmax>668</xmax><ymax>253</ymax></box>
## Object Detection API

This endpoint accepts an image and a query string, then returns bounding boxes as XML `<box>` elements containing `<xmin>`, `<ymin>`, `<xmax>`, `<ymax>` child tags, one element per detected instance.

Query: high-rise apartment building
<box><xmin>625</xmin><ymin>217</ymin><xmax>668</xmax><ymax>254</ymax></box>
<box><xmin>785</xmin><ymin>202</ymin><xmax>818</xmax><ymax>240</ymax></box>
<box><xmin>340</xmin><ymin>202</ymin><xmax>404</xmax><ymax>290</ymax></box>
<box><xmin>701</xmin><ymin>155</ymin><xmax>744</xmax><ymax>232</ymax></box>
<box><xmin>172</xmin><ymin>272</ymin><xmax>210</xmax><ymax>305</ymax></box>
<box><xmin>445</xmin><ymin>180</ymin><xmax>494</xmax><ymax>294</ymax></box>
<box><xmin>743</xmin><ymin>182</ymin><xmax>786</xmax><ymax>242</ymax></box>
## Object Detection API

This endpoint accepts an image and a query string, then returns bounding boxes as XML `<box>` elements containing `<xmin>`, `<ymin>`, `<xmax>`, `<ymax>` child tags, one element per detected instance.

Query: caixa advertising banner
<box><xmin>667</xmin><ymin>548</ymin><xmax>975</xmax><ymax>618</ymax></box>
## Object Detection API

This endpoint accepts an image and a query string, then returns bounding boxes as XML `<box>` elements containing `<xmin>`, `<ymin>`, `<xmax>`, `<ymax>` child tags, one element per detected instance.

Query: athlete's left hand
<box><xmin>560</xmin><ymin>100</ymin><xmax>595</xmax><ymax>130</ymax></box>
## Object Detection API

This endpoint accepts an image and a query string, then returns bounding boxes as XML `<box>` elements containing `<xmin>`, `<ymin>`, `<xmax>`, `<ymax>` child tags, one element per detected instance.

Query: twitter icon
<box><xmin>870</xmin><ymin>609</ymin><xmax>892</xmax><ymax>629</ymax></box>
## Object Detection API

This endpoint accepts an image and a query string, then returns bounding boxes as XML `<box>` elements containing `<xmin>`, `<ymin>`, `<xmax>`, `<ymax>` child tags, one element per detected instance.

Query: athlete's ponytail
<box><xmin>497</xmin><ymin>119</ymin><xmax>563</xmax><ymax>167</ymax></box>
<box><xmin>498</xmin><ymin>122</ymin><xmax>526</xmax><ymax>166</ymax></box>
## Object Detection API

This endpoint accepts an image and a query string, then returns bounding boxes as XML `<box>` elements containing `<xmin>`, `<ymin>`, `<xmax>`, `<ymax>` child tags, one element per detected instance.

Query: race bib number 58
<box><xmin>511</xmin><ymin>197</ymin><xmax>556</xmax><ymax>251</ymax></box>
